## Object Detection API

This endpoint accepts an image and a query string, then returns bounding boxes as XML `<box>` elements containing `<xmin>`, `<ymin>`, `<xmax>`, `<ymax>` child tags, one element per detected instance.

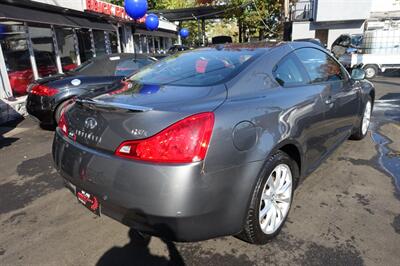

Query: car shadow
<box><xmin>379</xmin><ymin>93</ymin><xmax>400</xmax><ymax>101</ymax></box>
<box><xmin>0</xmin><ymin>116</ymin><xmax>24</xmax><ymax>149</ymax></box>
<box><xmin>372</xmin><ymin>79</ymin><xmax>400</xmax><ymax>87</ymax></box>
<box><xmin>96</xmin><ymin>229</ymin><xmax>185</xmax><ymax>266</ymax></box>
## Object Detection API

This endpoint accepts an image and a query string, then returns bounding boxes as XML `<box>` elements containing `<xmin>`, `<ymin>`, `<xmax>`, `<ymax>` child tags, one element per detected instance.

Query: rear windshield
<box><xmin>72</xmin><ymin>56</ymin><xmax>154</xmax><ymax>77</ymax></box>
<box><xmin>130</xmin><ymin>49</ymin><xmax>263</xmax><ymax>86</ymax></box>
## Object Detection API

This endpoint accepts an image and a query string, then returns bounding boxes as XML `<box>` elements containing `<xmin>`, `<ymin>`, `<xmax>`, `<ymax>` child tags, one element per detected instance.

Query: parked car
<box><xmin>168</xmin><ymin>45</ymin><xmax>189</xmax><ymax>54</ymax></box>
<box><xmin>294</xmin><ymin>38</ymin><xmax>326</xmax><ymax>49</ymax></box>
<box><xmin>334</xmin><ymin>24</ymin><xmax>400</xmax><ymax>79</ymax></box>
<box><xmin>5</xmin><ymin>50</ymin><xmax>68</xmax><ymax>96</ymax></box>
<box><xmin>212</xmin><ymin>35</ymin><xmax>233</xmax><ymax>45</ymax></box>
<box><xmin>26</xmin><ymin>53</ymin><xmax>157</xmax><ymax>125</ymax></box>
<box><xmin>52</xmin><ymin>42</ymin><xmax>374</xmax><ymax>244</ymax></box>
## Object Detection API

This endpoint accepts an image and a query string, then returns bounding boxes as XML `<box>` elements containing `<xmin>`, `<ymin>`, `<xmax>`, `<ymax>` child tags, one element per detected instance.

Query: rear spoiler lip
<box><xmin>75</xmin><ymin>98</ymin><xmax>153</xmax><ymax>112</ymax></box>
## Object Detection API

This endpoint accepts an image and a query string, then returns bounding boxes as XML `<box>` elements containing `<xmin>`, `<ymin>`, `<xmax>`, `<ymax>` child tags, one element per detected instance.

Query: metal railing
<box><xmin>290</xmin><ymin>0</ymin><xmax>315</xmax><ymax>21</ymax></box>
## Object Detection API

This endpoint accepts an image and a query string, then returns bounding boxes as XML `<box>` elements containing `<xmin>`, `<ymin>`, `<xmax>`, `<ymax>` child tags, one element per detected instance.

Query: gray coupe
<box><xmin>52</xmin><ymin>42</ymin><xmax>374</xmax><ymax>244</ymax></box>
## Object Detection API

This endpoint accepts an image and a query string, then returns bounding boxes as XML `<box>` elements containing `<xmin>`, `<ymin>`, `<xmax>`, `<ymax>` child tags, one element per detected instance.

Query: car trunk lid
<box><xmin>65</xmin><ymin>81</ymin><xmax>226</xmax><ymax>153</ymax></box>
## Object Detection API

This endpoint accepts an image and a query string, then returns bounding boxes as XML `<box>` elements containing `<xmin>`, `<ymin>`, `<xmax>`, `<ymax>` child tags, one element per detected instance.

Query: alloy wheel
<box><xmin>259</xmin><ymin>164</ymin><xmax>292</xmax><ymax>235</ymax></box>
<box><xmin>362</xmin><ymin>101</ymin><xmax>372</xmax><ymax>135</ymax></box>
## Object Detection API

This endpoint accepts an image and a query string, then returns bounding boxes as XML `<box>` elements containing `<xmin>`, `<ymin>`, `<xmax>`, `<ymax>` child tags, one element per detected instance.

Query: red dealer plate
<box><xmin>76</xmin><ymin>189</ymin><xmax>101</xmax><ymax>216</ymax></box>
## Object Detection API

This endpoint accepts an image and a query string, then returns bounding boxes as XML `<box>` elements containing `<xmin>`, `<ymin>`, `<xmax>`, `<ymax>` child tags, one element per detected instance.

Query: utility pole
<box><xmin>284</xmin><ymin>0</ymin><xmax>290</xmax><ymax>21</ymax></box>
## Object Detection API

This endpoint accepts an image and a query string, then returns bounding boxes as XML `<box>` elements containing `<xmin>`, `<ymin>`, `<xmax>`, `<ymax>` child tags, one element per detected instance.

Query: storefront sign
<box><xmin>86</xmin><ymin>0</ymin><xmax>146</xmax><ymax>22</ymax></box>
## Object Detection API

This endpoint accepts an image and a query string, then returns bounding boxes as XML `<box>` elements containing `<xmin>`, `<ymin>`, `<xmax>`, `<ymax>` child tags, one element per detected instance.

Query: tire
<box><xmin>237</xmin><ymin>150</ymin><xmax>299</xmax><ymax>245</ymax></box>
<box><xmin>363</xmin><ymin>65</ymin><xmax>378</xmax><ymax>79</ymax></box>
<box><xmin>350</xmin><ymin>96</ymin><xmax>372</xmax><ymax>140</ymax></box>
<box><xmin>54</xmin><ymin>99</ymin><xmax>73</xmax><ymax>125</ymax></box>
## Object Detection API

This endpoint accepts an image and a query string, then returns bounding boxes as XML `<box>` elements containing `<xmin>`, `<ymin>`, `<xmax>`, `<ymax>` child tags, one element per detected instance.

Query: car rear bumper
<box><xmin>52</xmin><ymin>129</ymin><xmax>264</xmax><ymax>241</ymax></box>
<box><xmin>26</xmin><ymin>94</ymin><xmax>54</xmax><ymax>124</ymax></box>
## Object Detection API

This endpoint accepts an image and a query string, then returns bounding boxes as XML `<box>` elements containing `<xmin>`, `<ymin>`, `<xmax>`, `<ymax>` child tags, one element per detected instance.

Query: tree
<box><xmin>103</xmin><ymin>0</ymin><xmax>159</xmax><ymax>9</ymax></box>
<box><xmin>103</xmin><ymin>0</ymin><xmax>284</xmax><ymax>44</ymax></box>
<box><xmin>226</xmin><ymin>0</ymin><xmax>282</xmax><ymax>42</ymax></box>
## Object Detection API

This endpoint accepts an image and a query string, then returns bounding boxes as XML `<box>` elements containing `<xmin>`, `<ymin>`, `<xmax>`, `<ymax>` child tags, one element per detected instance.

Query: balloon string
<box><xmin>134</xmin><ymin>20</ymin><xmax>137</xmax><ymax>61</ymax></box>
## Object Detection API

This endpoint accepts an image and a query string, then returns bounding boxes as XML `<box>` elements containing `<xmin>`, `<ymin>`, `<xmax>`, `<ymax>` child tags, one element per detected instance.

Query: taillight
<box><xmin>30</xmin><ymin>84</ymin><xmax>59</xmax><ymax>96</ymax></box>
<box><xmin>58</xmin><ymin>112</ymin><xmax>68</xmax><ymax>137</ymax></box>
<box><xmin>115</xmin><ymin>112</ymin><xmax>215</xmax><ymax>163</ymax></box>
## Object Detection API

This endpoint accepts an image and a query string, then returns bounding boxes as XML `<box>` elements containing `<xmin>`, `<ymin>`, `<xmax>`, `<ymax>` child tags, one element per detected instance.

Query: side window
<box><xmin>273</xmin><ymin>54</ymin><xmax>307</xmax><ymax>87</ymax></box>
<box><xmin>295</xmin><ymin>48</ymin><xmax>345</xmax><ymax>84</ymax></box>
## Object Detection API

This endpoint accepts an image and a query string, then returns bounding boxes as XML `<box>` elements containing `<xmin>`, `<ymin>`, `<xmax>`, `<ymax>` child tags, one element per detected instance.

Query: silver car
<box><xmin>53</xmin><ymin>42</ymin><xmax>374</xmax><ymax>244</ymax></box>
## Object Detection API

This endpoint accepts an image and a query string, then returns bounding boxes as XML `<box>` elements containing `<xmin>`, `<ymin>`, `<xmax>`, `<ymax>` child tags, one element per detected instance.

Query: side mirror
<box><xmin>351</xmin><ymin>68</ymin><xmax>366</xmax><ymax>81</ymax></box>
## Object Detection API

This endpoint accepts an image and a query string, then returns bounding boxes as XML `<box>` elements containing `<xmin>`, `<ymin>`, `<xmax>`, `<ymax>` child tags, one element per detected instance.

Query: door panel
<box><xmin>294</xmin><ymin>47</ymin><xmax>359</xmax><ymax>168</ymax></box>
<box><xmin>273</xmin><ymin>50</ymin><xmax>332</xmax><ymax>171</ymax></box>
<box><xmin>325</xmin><ymin>79</ymin><xmax>359</xmax><ymax>146</ymax></box>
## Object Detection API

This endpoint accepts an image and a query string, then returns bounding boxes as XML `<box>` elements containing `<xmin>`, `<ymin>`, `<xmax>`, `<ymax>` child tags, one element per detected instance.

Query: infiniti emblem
<box><xmin>84</xmin><ymin>117</ymin><xmax>98</xmax><ymax>130</ymax></box>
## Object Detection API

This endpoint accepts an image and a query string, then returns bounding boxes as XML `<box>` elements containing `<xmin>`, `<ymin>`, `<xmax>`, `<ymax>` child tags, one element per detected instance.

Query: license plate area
<box><xmin>76</xmin><ymin>189</ymin><xmax>101</xmax><ymax>216</ymax></box>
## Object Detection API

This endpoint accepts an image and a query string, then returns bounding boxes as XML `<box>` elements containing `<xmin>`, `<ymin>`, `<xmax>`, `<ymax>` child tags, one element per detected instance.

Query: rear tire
<box><xmin>237</xmin><ymin>151</ymin><xmax>299</xmax><ymax>245</ymax></box>
<box><xmin>350</xmin><ymin>96</ymin><xmax>372</xmax><ymax>140</ymax></box>
<box><xmin>363</xmin><ymin>65</ymin><xmax>378</xmax><ymax>79</ymax></box>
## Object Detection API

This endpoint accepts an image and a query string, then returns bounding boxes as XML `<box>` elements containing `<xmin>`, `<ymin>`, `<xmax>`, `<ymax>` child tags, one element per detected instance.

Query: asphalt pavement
<box><xmin>0</xmin><ymin>75</ymin><xmax>399</xmax><ymax>266</ymax></box>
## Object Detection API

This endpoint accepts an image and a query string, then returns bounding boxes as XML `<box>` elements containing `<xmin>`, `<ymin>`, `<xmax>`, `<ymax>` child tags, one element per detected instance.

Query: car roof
<box><xmin>93</xmin><ymin>53</ymin><xmax>151</xmax><ymax>62</ymax></box>
<box><xmin>194</xmin><ymin>42</ymin><xmax>287</xmax><ymax>53</ymax></box>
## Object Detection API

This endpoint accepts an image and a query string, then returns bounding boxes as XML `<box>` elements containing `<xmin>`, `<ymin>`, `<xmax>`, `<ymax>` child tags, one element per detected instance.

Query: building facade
<box><xmin>289</xmin><ymin>0</ymin><xmax>400</xmax><ymax>48</ymax></box>
<box><xmin>0</xmin><ymin>0</ymin><xmax>177</xmax><ymax>124</ymax></box>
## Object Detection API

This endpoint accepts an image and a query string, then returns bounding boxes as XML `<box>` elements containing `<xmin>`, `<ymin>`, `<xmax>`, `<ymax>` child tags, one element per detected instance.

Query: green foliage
<box><xmin>226</xmin><ymin>0</ymin><xmax>282</xmax><ymax>40</ymax></box>
<box><xmin>103</xmin><ymin>0</ymin><xmax>195</xmax><ymax>9</ymax></box>
<box><xmin>103</xmin><ymin>0</ymin><xmax>284</xmax><ymax>43</ymax></box>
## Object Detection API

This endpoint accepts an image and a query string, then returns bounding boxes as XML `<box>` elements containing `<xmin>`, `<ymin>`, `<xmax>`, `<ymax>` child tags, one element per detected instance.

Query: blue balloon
<box><xmin>145</xmin><ymin>13</ymin><xmax>159</xmax><ymax>31</ymax></box>
<box><xmin>125</xmin><ymin>0</ymin><xmax>148</xmax><ymax>20</ymax></box>
<box><xmin>179</xmin><ymin>28</ymin><xmax>189</xmax><ymax>39</ymax></box>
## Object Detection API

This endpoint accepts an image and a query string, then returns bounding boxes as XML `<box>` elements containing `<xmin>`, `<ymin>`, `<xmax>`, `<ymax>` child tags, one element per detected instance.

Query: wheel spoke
<box><xmin>263</xmin><ymin>207</ymin><xmax>274</xmax><ymax>229</ymax></box>
<box><xmin>259</xmin><ymin>200</ymin><xmax>272</xmax><ymax>220</ymax></box>
<box><xmin>269</xmin><ymin>205</ymin><xmax>277</xmax><ymax>229</ymax></box>
<box><xmin>277</xmin><ymin>167</ymin><xmax>286</xmax><ymax>190</ymax></box>
<box><xmin>275</xmin><ymin>203</ymin><xmax>283</xmax><ymax>222</ymax></box>
<box><xmin>276</xmin><ymin>194</ymin><xmax>291</xmax><ymax>204</ymax></box>
<box><xmin>277</xmin><ymin>166</ymin><xmax>286</xmax><ymax>189</ymax></box>
<box><xmin>267</xmin><ymin>176</ymin><xmax>275</xmax><ymax>191</ymax></box>
<box><xmin>262</xmin><ymin>193</ymin><xmax>271</xmax><ymax>201</ymax></box>
<box><xmin>277</xmin><ymin>179</ymin><xmax>291</xmax><ymax>195</ymax></box>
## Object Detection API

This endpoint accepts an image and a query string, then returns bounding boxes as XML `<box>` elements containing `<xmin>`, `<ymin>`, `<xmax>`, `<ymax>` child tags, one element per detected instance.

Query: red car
<box><xmin>6</xmin><ymin>50</ymin><xmax>76</xmax><ymax>96</ymax></box>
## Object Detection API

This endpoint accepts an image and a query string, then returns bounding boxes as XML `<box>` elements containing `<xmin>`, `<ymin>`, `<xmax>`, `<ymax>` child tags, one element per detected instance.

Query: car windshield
<box><xmin>71</xmin><ymin>56</ymin><xmax>154</xmax><ymax>77</ymax></box>
<box><xmin>130</xmin><ymin>49</ymin><xmax>263</xmax><ymax>86</ymax></box>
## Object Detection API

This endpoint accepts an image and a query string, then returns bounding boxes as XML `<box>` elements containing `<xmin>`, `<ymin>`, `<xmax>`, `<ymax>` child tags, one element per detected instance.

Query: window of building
<box><xmin>55</xmin><ymin>27</ymin><xmax>78</xmax><ymax>72</ymax></box>
<box><xmin>140</xmin><ymin>35</ymin><xmax>148</xmax><ymax>53</ymax></box>
<box><xmin>109</xmin><ymin>31</ymin><xmax>119</xmax><ymax>53</ymax></box>
<box><xmin>76</xmin><ymin>29</ymin><xmax>93</xmax><ymax>63</ymax></box>
<box><xmin>0</xmin><ymin>22</ymin><xmax>32</xmax><ymax>96</ymax></box>
<box><xmin>133</xmin><ymin>34</ymin><xmax>141</xmax><ymax>53</ymax></box>
<box><xmin>295</xmin><ymin>48</ymin><xmax>345</xmax><ymax>83</ymax></box>
<box><xmin>93</xmin><ymin>30</ymin><xmax>106</xmax><ymax>56</ymax></box>
<box><xmin>29</xmin><ymin>26</ymin><xmax>58</xmax><ymax>79</ymax></box>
